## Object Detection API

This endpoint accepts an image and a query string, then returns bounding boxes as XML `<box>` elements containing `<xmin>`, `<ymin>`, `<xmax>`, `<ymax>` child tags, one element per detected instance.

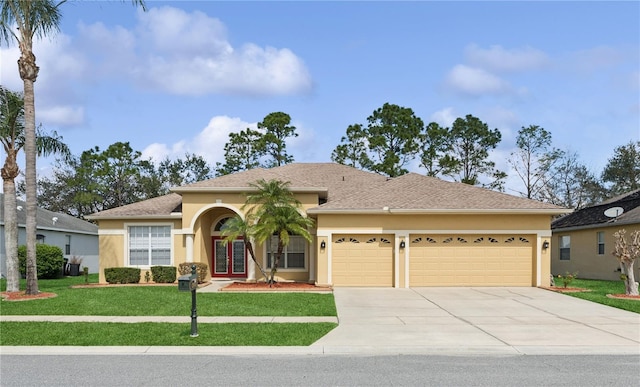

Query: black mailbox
<box><xmin>178</xmin><ymin>274</ymin><xmax>197</xmax><ymax>292</ymax></box>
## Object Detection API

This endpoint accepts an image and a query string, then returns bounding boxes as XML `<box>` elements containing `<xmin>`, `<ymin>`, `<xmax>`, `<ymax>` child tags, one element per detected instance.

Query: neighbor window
<box><xmin>128</xmin><ymin>225</ymin><xmax>171</xmax><ymax>266</ymax></box>
<box><xmin>36</xmin><ymin>234</ymin><xmax>46</xmax><ymax>244</ymax></box>
<box><xmin>559</xmin><ymin>236</ymin><xmax>571</xmax><ymax>260</ymax></box>
<box><xmin>266</xmin><ymin>235</ymin><xmax>306</xmax><ymax>269</ymax></box>
<box><xmin>65</xmin><ymin>235</ymin><xmax>71</xmax><ymax>254</ymax></box>
<box><xmin>597</xmin><ymin>232</ymin><xmax>605</xmax><ymax>255</ymax></box>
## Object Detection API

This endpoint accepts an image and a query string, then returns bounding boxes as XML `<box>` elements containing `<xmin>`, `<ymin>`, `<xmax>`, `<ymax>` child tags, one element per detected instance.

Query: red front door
<box><xmin>212</xmin><ymin>237</ymin><xmax>247</xmax><ymax>277</ymax></box>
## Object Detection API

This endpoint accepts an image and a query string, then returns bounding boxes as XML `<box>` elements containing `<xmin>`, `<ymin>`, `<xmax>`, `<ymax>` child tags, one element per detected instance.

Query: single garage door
<box><xmin>409</xmin><ymin>235</ymin><xmax>533</xmax><ymax>286</ymax></box>
<box><xmin>332</xmin><ymin>234</ymin><xmax>394</xmax><ymax>286</ymax></box>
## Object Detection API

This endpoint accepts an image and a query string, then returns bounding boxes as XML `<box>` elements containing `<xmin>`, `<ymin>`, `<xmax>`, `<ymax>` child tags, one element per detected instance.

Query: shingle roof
<box><xmin>310</xmin><ymin>172</ymin><xmax>565</xmax><ymax>213</ymax></box>
<box><xmin>0</xmin><ymin>193</ymin><xmax>98</xmax><ymax>234</ymax></box>
<box><xmin>86</xmin><ymin>193</ymin><xmax>182</xmax><ymax>219</ymax></box>
<box><xmin>88</xmin><ymin>163</ymin><xmax>567</xmax><ymax>218</ymax></box>
<box><xmin>552</xmin><ymin>189</ymin><xmax>640</xmax><ymax>230</ymax></box>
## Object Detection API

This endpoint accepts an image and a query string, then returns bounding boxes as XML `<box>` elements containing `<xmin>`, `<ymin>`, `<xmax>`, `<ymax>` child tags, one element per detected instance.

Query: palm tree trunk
<box><xmin>245</xmin><ymin>240</ymin><xmax>269</xmax><ymax>282</ymax></box>
<box><xmin>21</xmin><ymin>62</ymin><xmax>39</xmax><ymax>295</ymax></box>
<box><xmin>268</xmin><ymin>242</ymin><xmax>284</xmax><ymax>286</ymax></box>
<box><xmin>2</xmin><ymin>178</ymin><xmax>19</xmax><ymax>292</ymax></box>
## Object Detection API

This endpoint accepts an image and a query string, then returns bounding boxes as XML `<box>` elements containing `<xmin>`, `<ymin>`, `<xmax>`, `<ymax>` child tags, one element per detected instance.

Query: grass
<box><xmin>1</xmin><ymin>275</ymin><xmax>337</xmax><ymax>317</ymax></box>
<box><xmin>557</xmin><ymin>278</ymin><xmax>640</xmax><ymax>314</ymax></box>
<box><xmin>0</xmin><ymin>322</ymin><xmax>337</xmax><ymax>346</ymax></box>
<box><xmin>1</xmin><ymin>275</ymin><xmax>338</xmax><ymax>346</ymax></box>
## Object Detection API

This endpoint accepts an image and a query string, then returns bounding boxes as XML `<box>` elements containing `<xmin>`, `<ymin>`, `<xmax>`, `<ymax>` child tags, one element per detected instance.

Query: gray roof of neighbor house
<box><xmin>0</xmin><ymin>193</ymin><xmax>98</xmax><ymax>235</ymax></box>
<box><xmin>87</xmin><ymin>163</ymin><xmax>567</xmax><ymax>219</ymax></box>
<box><xmin>552</xmin><ymin>189</ymin><xmax>640</xmax><ymax>231</ymax></box>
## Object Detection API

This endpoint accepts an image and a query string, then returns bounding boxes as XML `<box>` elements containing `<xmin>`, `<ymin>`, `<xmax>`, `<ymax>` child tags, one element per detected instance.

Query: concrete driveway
<box><xmin>312</xmin><ymin>287</ymin><xmax>640</xmax><ymax>355</ymax></box>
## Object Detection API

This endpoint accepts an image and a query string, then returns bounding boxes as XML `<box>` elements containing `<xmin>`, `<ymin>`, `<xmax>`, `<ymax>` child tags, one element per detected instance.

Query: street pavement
<box><xmin>1</xmin><ymin>286</ymin><xmax>639</xmax><ymax>356</ymax></box>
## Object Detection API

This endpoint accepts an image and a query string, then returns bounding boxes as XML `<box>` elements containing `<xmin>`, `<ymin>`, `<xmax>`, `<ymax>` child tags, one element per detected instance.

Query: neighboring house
<box><xmin>87</xmin><ymin>163</ymin><xmax>566</xmax><ymax>287</ymax></box>
<box><xmin>0</xmin><ymin>193</ymin><xmax>99</xmax><ymax>277</ymax></box>
<box><xmin>551</xmin><ymin>189</ymin><xmax>640</xmax><ymax>281</ymax></box>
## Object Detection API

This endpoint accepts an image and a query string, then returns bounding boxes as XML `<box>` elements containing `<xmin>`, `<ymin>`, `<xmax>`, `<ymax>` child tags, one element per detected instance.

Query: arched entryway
<box><xmin>211</xmin><ymin>216</ymin><xmax>247</xmax><ymax>278</ymax></box>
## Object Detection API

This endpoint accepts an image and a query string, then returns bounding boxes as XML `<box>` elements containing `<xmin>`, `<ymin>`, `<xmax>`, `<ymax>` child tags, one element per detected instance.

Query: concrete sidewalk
<box><xmin>0</xmin><ymin>315</ymin><xmax>337</xmax><ymax>323</ymax></box>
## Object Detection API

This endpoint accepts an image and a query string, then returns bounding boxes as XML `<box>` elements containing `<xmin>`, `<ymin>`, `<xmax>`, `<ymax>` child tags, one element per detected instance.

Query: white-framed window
<box><xmin>559</xmin><ymin>235</ymin><xmax>570</xmax><ymax>260</ymax></box>
<box><xmin>266</xmin><ymin>235</ymin><xmax>306</xmax><ymax>269</ymax></box>
<box><xmin>128</xmin><ymin>225</ymin><xmax>171</xmax><ymax>266</ymax></box>
<box><xmin>597</xmin><ymin>232</ymin><xmax>605</xmax><ymax>255</ymax></box>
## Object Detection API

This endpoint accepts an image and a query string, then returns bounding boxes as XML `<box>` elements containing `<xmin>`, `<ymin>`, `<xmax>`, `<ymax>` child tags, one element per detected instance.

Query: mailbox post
<box><xmin>178</xmin><ymin>264</ymin><xmax>198</xmax><ymax>337</ymax></box>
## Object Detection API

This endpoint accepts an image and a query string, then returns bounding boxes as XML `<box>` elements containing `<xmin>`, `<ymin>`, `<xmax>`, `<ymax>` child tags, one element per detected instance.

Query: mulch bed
<box><xmin>1</xmin><ymin>291</ymin><xmax>58</xmax><ymax>302</ymax></box>
<box><xmin>221</xmin><ymin>281</ymin><xmax>332</xmax><ymax>292</ymax></box>
<box><xmin>540</xmin><ymin>286</ymin><xmax>590</xmax><ymax>293</ymax></box>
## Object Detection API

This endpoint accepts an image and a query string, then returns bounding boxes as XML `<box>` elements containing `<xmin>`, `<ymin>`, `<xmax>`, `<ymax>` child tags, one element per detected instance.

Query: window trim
<box><xmin>597</xmin><ymin>231</ymin><xmax>605</xmax><ymax>255</ymax></box>
<box><xmin>265</xmin><ymin>235</ymin><xmax>307</xmax><ymax>271</ymax></box>
<box><xmin>559</xmin><ymin>235</ymin><xmax>571</xmax><ymax>261</ymax></box>
<box><xmin>125</xmin><ymin>223</ymin><xmax>174</xmax><ymax>268</ymax></box>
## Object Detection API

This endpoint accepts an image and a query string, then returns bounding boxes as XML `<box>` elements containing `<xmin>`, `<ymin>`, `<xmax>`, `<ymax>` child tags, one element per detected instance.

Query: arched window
<box><xmin>214</xmin><ymin>217</ymin><xmax>232</xmax><ymax>232</ymax></box>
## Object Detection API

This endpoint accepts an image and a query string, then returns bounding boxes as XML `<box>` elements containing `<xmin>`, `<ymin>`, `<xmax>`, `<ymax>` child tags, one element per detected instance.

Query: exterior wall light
<box><xmin>542</xmin><ymin>241</ymin><xmax>550</xmax><ymax>249</ymax></box>
<box><xmin>320</xmin><ymin>240</ymin><xmax>326</xmax><ymax>249</ymax></box>
<box><xmin>399</xmin><ymin>241</ymin><xmax>406</xmax><ymax>249</ymax></box>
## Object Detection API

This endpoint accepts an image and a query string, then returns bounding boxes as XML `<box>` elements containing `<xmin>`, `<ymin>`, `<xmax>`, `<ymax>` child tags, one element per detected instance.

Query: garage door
<box><xmin>409</xmin><ymin>235</ymin><xmax>533</xmax><ymax>286</ymax></box>
<box><xmin>332</xmin><ymin>234</ymin><xmax>394</xmax><ymax>286</ymax></box>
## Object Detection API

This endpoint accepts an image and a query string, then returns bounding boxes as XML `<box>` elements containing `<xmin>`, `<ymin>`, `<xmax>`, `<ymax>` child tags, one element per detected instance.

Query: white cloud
<box><xmin>80</xmin><ymin>6</ymin><xmax>312</xmax><ymax>96</ymax></box>
<box><xmin>444</xmin><ymin>65</ymin><xmax>512</xmax><ymax>96</ymax></box>
<box><xmin>191</xmin><ymin>116</ymin><xmax>257</xmax><ymax>166</ymax></box>
<box><xmin>465</xmin><ymin>44</ymin><xmax>550</xmax><ymax>73</ymax></box>
<box><xmin>140</xmin><ymin>115</ymin><xmax>245</xmax><ymax>167</ymax></box>
<box><xmin>38</xmin><ymin>106</ymin><xmax>85</xmax><ymax>127</ymax></box>
<box><xmin>0</xmin><ymin>33</ymin><xmax>88</xmax><ymax>128</ymax></box>
<box><xmin>429</xmin><ymin>107</ymin><xmax>457</xmax><ymax>127</ymax></box>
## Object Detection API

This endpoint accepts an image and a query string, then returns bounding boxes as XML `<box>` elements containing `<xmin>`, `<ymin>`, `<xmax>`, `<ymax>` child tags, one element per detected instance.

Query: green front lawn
<box><xmin>0</xmin><ymin>322</ymin><xmax>337</xmax><ymax>346</ymax></box>
<box><xmin>556</xmin><ymin>278</ymin><xmax>640</xmax><ymax>314</ymax></box>
<box><xmin>1</xmin><ymin>275</ymin><xmax>337</xmax><ymax>317</ymax></box>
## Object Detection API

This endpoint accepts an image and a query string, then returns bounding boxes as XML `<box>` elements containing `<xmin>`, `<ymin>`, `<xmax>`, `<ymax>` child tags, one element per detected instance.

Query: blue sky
<box><xmin>1</xmin><ymin>1</ymin><xmax>638</xmax><ymax>194</ymax></box>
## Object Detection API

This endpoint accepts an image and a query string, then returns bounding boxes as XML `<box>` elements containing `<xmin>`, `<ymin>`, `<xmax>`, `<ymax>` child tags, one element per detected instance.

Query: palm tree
<box><xmin>243</xmin><ymin>179</ymin><xmax>314</xmax><ymax>285</ymax></box>
<box><xmin>1</xmin><ymin>85</ymin><xmax>70</xmax><ymax>292</ymax></box>
<box><xmin>219</xmin><ymin>215</ymin><xmax>269</xmax><ymax>283</ymax></box>
<box><xmin>0</xmin><ymin>0</ymin><xmax>146</xmax><ymax>294</ymax></box>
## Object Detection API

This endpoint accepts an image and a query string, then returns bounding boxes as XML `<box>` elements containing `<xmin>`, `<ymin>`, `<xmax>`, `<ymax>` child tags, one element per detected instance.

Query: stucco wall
<box><xmin>552</xmin><ymin>225</ymin><xmax>640</xmax><ymax>281</ymax></box>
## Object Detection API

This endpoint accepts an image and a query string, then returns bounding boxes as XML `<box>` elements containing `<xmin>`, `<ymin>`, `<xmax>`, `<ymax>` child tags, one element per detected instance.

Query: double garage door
<box><xmin>331</xmin><ymin>234</ymin><xmax>533</xmax><ymax>287</ymax></box>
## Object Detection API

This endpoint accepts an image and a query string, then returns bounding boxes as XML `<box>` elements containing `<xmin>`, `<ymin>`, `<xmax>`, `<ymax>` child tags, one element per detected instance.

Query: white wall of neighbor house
<box><xmin>0</xmin><ymin>226</ymin><xmax>98</xmax><ymax>277</ymax></box>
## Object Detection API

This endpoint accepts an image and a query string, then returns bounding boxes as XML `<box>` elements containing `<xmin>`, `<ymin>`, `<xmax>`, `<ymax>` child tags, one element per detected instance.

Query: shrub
<box><xmin>178</xmin><ymin>262</ymin><xmax>208</xmax><ymax>283</ymax></box>
<box><xmin>104</xmin><ymin>267</ymin><xmax>141</xmax><ymax>284</ymax></box>
<box><xmin>150</xmin><ymin>266</ymin><xmax>177</xmax><ymax>283</ymax></box>
<box><xmin>557</xmin><ymin>272</ymin><xmax>578</xmax><ymax>288</ymax></box>
<box><xmin>18</xmin><ymin>244</ymin><xmax>65</xmax><ymax>279</ymax></box>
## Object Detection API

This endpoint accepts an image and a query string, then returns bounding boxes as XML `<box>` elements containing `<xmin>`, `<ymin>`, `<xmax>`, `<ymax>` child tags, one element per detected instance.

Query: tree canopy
<box><xmin>602</xmin><ymin>141</ymin><xmax>640</xmax><ymax>195</ymax></box>
<box><xmin>440</xmin><ymin>114</ymin><xmax>505</xmax><ymax>189</ymax></box>
<box><xmin>31</xmin><ymin>142</ymin><xmax>212</xmax><ymax>218</ymax></box>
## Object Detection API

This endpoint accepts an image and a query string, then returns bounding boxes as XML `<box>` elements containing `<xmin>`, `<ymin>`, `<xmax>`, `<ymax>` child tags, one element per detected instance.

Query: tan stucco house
<box><xmin>87</xmin><ymin>163</ymin><xmax>567</xmax><ymax>287</ymax></box>
<box><xmin>551</xmin><ymin>189</ymin><xmax>640</xmax><ymax>281</ymax></box>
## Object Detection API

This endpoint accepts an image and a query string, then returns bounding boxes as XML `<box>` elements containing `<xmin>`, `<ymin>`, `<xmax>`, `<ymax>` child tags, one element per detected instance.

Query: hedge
<box><xmin>104</xmin><ymin>267</ymin><xmax>141</xmax><ymax>284</ymax></box>
<box><xmin>18</xmin><ymin>244</ymin><xmax>65</xmax><ymax>279</ymax></box>
<box><xmin>150</xmin><ymin>266</ymin><xmax>176</xmax><ymax>283</ymax></box>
